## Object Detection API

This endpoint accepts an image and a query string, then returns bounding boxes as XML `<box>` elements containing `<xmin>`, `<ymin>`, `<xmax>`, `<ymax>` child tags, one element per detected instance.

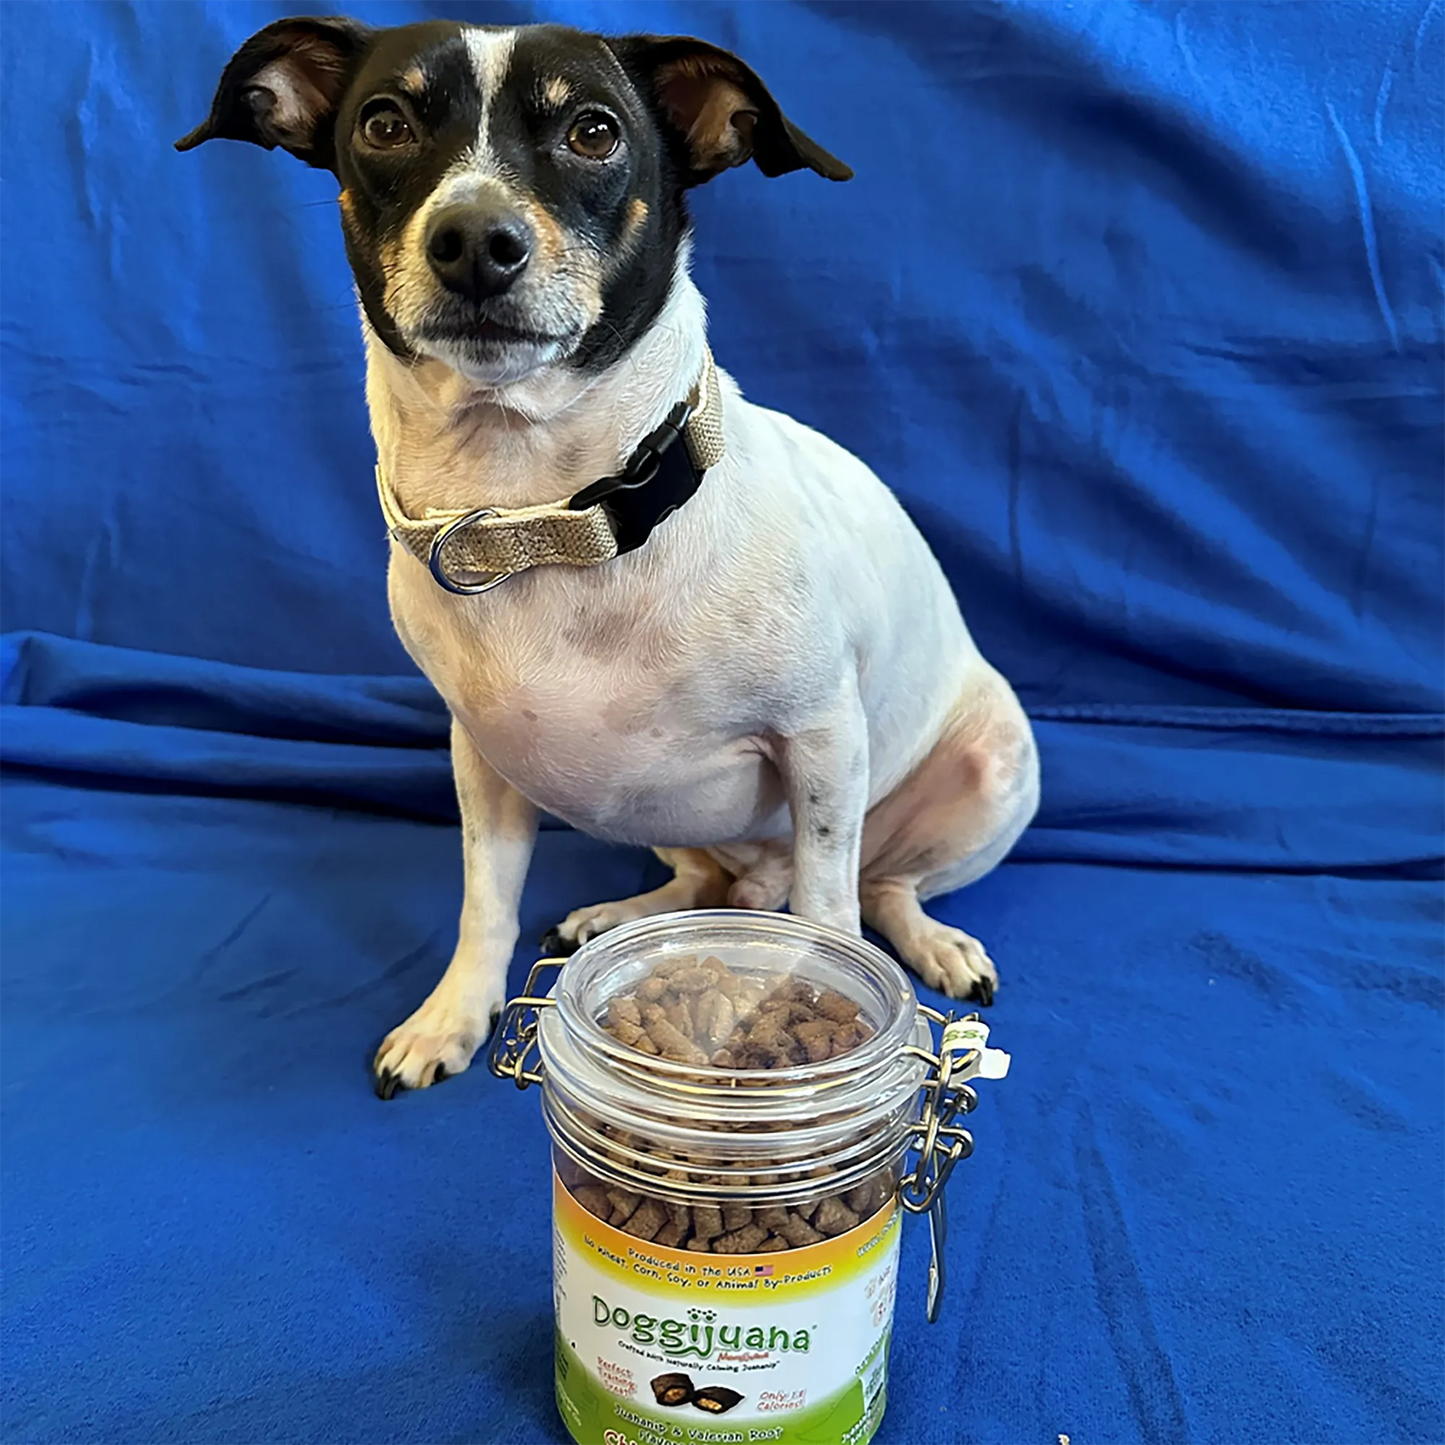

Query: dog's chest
<box><xmin>388</xmin><ymin>555</ymin><xmax>784</xmax><ymax>841</ymax></box>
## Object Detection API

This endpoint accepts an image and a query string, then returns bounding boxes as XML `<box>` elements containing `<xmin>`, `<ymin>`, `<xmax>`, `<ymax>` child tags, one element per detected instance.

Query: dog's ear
<box><xmin>610</xmin><ymin>35</ymin><xmax>852</xmax><ymax>186</ymax></box>
<box><xmin>175</xmin><ymin>16</ymin><xmax>373</xmax><ymax>170</ymax></box>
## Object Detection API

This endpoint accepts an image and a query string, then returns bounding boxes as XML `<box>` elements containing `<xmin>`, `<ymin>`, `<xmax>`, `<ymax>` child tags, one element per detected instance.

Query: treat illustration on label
<box><xmin>692</xmin><ymin>1385</ymin><xmax>744</xmax><ymax>1415</ymax></box>
<box><xmin>648</xmin><ymin>1372</ymin><xmax>694</xmax><ymax>1406</ymax></box>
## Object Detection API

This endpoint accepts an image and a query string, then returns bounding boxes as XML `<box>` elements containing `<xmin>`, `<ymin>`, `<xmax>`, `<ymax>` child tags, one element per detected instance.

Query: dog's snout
<box><xmin>425</xmin><ymin>204</ymin><xmax>534</xmax><ymax>300</ymax></box>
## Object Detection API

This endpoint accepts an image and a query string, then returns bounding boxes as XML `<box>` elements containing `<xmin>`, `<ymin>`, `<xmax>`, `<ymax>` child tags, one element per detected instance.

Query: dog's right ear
<box><xmin>175</xmin><ymin>16</ymin><xmax>373</xmax><ymax>170</ymax></box>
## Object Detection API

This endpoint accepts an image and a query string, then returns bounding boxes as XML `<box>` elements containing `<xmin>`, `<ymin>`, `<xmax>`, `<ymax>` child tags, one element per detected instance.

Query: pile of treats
<box><xmin>559</xmin><ymin>954</ymin><xmax>893</xmax><ymax>1254</ymax></box>
<box><xmin>563</xmin><ymin>1166</ymin><xmax>893</xmax><ymax>1253</ymax></box>
<box><xmin>602</xmin><ymin>954</ymin><xmax>874</xmax><ymax>1067</ymax></box>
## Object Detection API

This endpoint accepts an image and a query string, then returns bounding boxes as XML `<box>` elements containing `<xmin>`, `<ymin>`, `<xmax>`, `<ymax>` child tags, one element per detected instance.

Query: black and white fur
<box><xmin>180</xmin><ymin>18</ymin><xmax>1039</xmax><ymax>1098</ymax></box>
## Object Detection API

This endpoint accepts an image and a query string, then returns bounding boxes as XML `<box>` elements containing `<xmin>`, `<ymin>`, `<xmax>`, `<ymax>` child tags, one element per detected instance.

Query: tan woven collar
<box><xmin>376</xmin><ymin>349</ymin><xmax>724</xmax><ymax>595</ymax></box>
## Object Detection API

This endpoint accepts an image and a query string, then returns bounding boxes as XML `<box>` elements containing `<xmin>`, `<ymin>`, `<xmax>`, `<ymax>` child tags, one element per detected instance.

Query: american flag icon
<box><xmin>754</xmin><ymin>1264</ymin><xmax>774</xmax><ymax>1276</ymax></box>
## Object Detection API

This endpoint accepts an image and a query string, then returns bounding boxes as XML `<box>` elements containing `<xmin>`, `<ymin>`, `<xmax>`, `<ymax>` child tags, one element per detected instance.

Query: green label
<box><xmin>555</xmin><ymin>1333</ymin><xmax>889</xmax><ymax>1445</ymax></box>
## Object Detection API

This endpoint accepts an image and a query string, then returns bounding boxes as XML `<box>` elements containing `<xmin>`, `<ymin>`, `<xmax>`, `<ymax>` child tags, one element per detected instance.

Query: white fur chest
<box><xmin>387</xmin><ymin>545</ymin><xmax>790</xmax><ymax>844</ymax></box>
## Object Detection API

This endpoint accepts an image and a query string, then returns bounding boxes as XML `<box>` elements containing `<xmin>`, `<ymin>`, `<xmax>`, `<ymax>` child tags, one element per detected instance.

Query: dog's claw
<box><xmin>539</xmin><ymin>927</ymin><xmax>580</xmax><ymax>958</ymax></box>
<box><xmin>375</xmin><ymin>1067</ymin><xmax>401</xmax><ymax>1101</ymax></box>
<box><xmin>971</xmin><ymin>977</ymin><xmax>995</xmax><ymax>1008</ymax></box>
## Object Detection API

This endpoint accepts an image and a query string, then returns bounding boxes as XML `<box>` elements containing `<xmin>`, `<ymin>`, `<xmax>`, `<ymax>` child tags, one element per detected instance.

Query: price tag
<box><xmin>940</xmin><ymin>1017</ymin><xmax>1011</xmax><ymax>1080</ymax></box>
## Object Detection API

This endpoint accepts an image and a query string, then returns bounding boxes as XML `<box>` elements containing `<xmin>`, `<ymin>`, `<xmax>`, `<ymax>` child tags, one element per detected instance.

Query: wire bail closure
<box><xmin>488</xmin><ymin>964</ymin><xmax>1008</xmax><ymax>1324</ymax></box>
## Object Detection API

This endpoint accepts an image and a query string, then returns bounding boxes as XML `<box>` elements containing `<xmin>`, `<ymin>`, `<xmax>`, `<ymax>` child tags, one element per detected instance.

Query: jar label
<box><xmin>551</xmin><ymin>1173</ymin><xmax>900</xmax><ymax>1445</ymax></box>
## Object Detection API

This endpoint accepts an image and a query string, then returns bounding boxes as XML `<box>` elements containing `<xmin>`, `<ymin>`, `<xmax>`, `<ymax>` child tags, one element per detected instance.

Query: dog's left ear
<box><xmin>175</xmin><ymin>15</ymin><xmax>373</xmax><ymax>170</ymax></box>
<box><xmin>611</xmin><ymin>35</ymin><xmax>852</xmax><ymax>185</ymax></box>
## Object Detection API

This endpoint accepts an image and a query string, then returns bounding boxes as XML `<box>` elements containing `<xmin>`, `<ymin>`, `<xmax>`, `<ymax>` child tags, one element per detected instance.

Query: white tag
<box><xmin>940</xmin><ymin>1017</ymin><xmax>1011</xmax><ymax>1080</ymax></box>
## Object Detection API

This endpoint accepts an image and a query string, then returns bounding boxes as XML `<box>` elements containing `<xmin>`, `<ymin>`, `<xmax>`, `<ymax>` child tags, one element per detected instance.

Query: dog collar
<box><xmin>376</xmin><ymin>349</ymin><xmax>725</xmax><ymax>596</ymax></box>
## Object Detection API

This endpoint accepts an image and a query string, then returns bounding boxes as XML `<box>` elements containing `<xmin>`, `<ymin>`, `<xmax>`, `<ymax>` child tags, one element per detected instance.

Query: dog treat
<box><xmin>650</xmin><ymin>1373</ymin><xmax>695</xmax><ymax>1407</ymax></box>
<box><xmin>558</xmin><ymin>953</ymin><xmax>898</xmax><ymax>1258</ymax></box>
<box><xmin>600</xmin><ymin>955</ymin><xmax>873</xmax><ymax>1069</ymax></box>
<box><xmin>692</xmin><ymin>1386</ymin><xmax>745</xmax><ymax>1415</ymax></box>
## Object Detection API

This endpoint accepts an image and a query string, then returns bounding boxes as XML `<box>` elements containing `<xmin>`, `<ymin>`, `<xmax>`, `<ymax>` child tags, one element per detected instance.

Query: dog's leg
<box><xmin>540</xmin><ymin>847</ymin><xmax>733</xmax><ymax>955</ymax></box>
<box><xmin>775</xmin><ymin>685</ymin><xmax>871</xmax><ymax>935</ymax></box>
<box><xmin>859</xmin><ymin>678</ymin><xmax>1038</xmax><ymax>1004</ymax></box>
<box><xmin>373</xmin><ymin>718</ymin><xmax>537</xmax><ymax>1097</ymax></box>
<box><xmin>860</xmin><ymin>878</ymin><xmax>1000</xmax><ymax>1003</ymax></box>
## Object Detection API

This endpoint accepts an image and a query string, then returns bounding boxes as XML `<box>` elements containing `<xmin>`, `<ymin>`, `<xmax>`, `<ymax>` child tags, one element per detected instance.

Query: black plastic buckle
<box><xmin>568</xmin><ymin>400</ymin><xmax>703</xmax><ymax>555</ymax></box>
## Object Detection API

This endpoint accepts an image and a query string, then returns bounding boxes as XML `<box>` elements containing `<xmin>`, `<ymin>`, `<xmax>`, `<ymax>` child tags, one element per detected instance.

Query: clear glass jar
<box><xmin>492</xmin><ymin>910</ymin><xmax>1002</xmax><ymax>1445</ymax></box>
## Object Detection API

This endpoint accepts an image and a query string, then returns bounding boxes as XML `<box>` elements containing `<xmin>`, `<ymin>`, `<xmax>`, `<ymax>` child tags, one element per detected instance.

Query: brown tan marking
<box><xmin>540</xmin><ymin>75</ymin><xmax>571</xmax><ymax>109</ymax></box>
<box><xmin>623</xmin><ymin>197</ymin><xmax>649</xmax><ymax>241</ymax></box>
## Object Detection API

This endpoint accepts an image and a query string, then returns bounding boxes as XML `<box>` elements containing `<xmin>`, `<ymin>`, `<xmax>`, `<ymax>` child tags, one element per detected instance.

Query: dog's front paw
<box><xmin>372</xmin><ymin>991</ymin><xmax>500</xmax><ymax>1100</ymax></box>
<box><xmin>902</xmin><ymin>924</ymin><xmax>999</xmax><ymax>1007</ymax></box>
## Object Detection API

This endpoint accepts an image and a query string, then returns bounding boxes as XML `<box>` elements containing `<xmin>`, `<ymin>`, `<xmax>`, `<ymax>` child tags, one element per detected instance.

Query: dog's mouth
<box><xmin>413</xmin><ymin>310</ymin><xmax>581</xmax><ymax>386</ymax></box>
<box><xmin>419</xmin><ymin>317</ymin><xmax>570</xmax><ymax>349</ymax></box>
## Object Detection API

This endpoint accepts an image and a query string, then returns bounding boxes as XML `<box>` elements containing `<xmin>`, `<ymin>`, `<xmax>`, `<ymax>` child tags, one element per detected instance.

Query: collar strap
<box><xmin>376</xmin><ymin>349</ymin><xmax>725</xmax><ymax>595</ymax></box>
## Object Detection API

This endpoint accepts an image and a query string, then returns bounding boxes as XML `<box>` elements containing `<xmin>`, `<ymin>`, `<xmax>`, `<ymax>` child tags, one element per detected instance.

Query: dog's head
<box><xmin>178</xmin><ymin>18</ymin><xmax>850</xmax><ymax>387</ymax></box>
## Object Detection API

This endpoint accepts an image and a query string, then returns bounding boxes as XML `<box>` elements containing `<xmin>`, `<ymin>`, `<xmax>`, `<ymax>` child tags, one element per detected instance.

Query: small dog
<box><xmin>180</xmin><ymin>17</ymin><xmax>1039</xmax><ymax>1097</ymax></box>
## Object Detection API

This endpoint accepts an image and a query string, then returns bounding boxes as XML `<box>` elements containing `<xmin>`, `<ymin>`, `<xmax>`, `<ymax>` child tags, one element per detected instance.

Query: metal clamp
<box><xmin>899</xmin><ymin>1007</ymin><xmax>987</xmax><ymax>1323</ymax></box>
<box><xmin>428</xmin><ymin>508</ymin><xmax>515</xmax><ymax>596</ymax></box>
<box><xmin>486</xmin><ymin>958</ymin><xmax>565</xmax><ymax>1088</ymax></box>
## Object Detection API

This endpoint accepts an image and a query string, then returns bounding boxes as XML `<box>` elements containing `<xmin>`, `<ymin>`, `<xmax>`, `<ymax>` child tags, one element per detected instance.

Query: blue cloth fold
<box><xmin>2</xmin><ymin>1</ymin><xmax>1442</xmax><ymax>1442</ymax></box>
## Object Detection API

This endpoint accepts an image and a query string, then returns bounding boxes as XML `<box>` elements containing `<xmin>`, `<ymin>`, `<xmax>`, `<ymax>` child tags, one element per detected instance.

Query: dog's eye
<box><xmin>361</xmin><ymin>104</ymin><xmax>414</xmax><ymax>151</ymax></box>
<box><xmin>567</xmin><ymin>112</ymin><xmax>619</xmax><ymax>160</ymax></box>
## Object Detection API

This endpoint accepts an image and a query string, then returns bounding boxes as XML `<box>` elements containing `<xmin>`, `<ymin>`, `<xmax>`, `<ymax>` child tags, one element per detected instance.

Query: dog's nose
<box><xmin>425</xmin><ymin>204</ymin><xmax>534</xmax><ymax>300</ymax></box>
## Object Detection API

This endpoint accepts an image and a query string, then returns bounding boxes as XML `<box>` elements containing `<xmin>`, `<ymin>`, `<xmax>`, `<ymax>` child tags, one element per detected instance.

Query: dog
<box><xmin>179</xmin><ymin>17</ymin><xmax>1040</xmax><ymax>1098</ymax></box>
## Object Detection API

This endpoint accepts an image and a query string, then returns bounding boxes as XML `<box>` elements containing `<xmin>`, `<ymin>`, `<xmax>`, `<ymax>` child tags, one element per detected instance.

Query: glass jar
<box><xmin>491</xmin><ymin>910</ymin><xmax>1009</xmax><ymax>1445</ymax></box>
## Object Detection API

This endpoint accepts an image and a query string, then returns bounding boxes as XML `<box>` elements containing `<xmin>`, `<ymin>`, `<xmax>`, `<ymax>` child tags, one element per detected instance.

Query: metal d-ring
<box><xmin>428</xmin><ymin>508</ymin><xmax>515</xmax><ymax>595</ymax></box>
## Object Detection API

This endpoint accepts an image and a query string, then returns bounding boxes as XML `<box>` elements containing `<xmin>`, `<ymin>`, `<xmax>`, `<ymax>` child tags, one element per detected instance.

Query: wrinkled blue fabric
<box><xmin>1</xmin><ymin>2</ymin><xmax>1442</xmax><ymax>1443</ymax></box>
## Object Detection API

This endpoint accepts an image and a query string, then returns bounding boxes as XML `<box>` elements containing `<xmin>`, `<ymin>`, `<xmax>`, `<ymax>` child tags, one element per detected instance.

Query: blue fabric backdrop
<box><xmin>2</xmin><ymin>2</ymin><xmax>1442</xmax><ymax>1443</ymax></box>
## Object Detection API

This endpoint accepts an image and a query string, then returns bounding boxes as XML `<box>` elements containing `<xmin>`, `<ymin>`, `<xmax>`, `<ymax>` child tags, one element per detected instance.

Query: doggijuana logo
<box><xmin>593</xmin><ymin>1302</ymin><xmax>811</xmax><ymax>1361</ymax></box>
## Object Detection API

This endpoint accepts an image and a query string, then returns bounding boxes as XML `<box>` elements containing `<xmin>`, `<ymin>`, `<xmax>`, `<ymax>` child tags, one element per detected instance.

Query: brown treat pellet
<box><xmin>608</xmin><ymin>996</ymin><xmax>643</xmax><ymax>1030</ymax></box>
<box><xmin>640</xmin><ymin>1005</ymin><xmax>707</xmax><ymax>1064</ymax></box>
<box><xmin>755</xmin><ymin>1234</ymin><xmax>789</xmax><ymax>1252</ymax></box>
<box><xmin>638</xmin><ymin>976</ymin><xmax>669</xmax><ymax>1002</ymax></box>
<box><xmin>714</xmin><ymin>1223</ymin><xmax>768</xmax><ymax>1253</ymax></box>
<box><xmin>813</xmin><ymin>1197</ymin><xmax>861</xmax><ymax>1236</ymax></box>
<box><xmin>607</xmin><ymin>1188</ymin><xmax>643</xmax><ymax>1226</ymax></box>
<box><xmin>671</xmin><ymin>964</ymin><xmax>719</xmax><ymax>994</ymax></box>
<box><xmin>817</xmin><ymin>990</ymin><xmax>861</xmax><ymax>1023</ymax></box>
<box><xmin>844</xmin><ymin>1174</ymin><xmax>890</xmax><ymax>1217</ymax></box>
<box><xmin>755</xmin><ymin>1206</ymin><xmax>790</xmax><ymax>1230</ymax></box>
<box><xmin>793</xmin><ymin>1019</ymin><xmax>834</xmax><ymax>1045</ymax></box>
<box><xmin>622</xmin><ymin>1198</ymin><xmax>668</xmax><ymax>1240</ymax></box>
<box><xmin>653</xmin><ymin>1219</ymin><xmax>688</xmax><ymax>1248</ymax></box>
<box><xmin>694</xmin><ymin>991</ymin><xmax>736</xmax><ymax>1048</ymax></box>
<box><xmin>663</xmin><ymin>996</ymin><xmax>695</xmax><ymax>1040</ymax></box>
<box><xmin>685</xmin><ymin>1236</ymin><xmax>713</xmax><ymax>1252</ymax></box>
<box><xmin>692</xmin><ymin>1205</ymin><xmax>724</xmax><ymax>1240</ymax></box>
<box><xmin>721</xmin><ymin>1204</ymin><xmax>752</xmax><ymax>1232</ymax></box>
<box><xmin>574</xmin><ymin>1184</ymin><xmax>613</xmax><ymax>1221</ymax></box>
<box><xmin>803</xmin><ymin>1033</ymin><xmax>834</xmax><ymax>1062</ymax></box>
<box><xmin>610</xmin><ymin>1018</ymin><xmax>650</xmax><ymax>1050</ymax></box>
<box><xmin>776</xmin><ymin>1212</ymin><xmax>825</xmax><ymax>1247</ymax></box>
